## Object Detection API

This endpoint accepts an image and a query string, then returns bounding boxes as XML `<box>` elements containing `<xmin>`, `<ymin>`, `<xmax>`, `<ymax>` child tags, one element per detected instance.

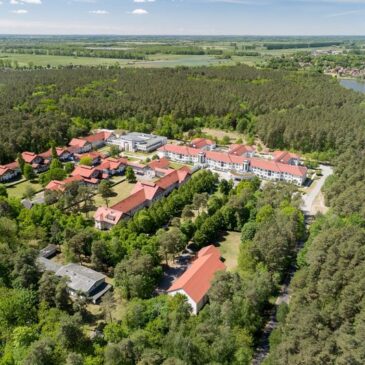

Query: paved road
<box><xmin>301</xmin><ymin>164</ymin><xmax>333</xmax><ymax>216</ymax></box>
<box><xmin>252</xmin><ymin>164</ymin><xmax>333</xmax><ymax>365</ymax></box>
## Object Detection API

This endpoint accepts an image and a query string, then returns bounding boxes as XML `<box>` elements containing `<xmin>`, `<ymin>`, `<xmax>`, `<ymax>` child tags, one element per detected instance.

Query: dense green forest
<box><xmin>1</xmin><ymin>64</ymin><xmax>364</xmax><ymax>164</ymax></box>
<box><xmin>2</xmin><ymin>61</ymin><xmax>365</xmax><ymax>364</ymax></box>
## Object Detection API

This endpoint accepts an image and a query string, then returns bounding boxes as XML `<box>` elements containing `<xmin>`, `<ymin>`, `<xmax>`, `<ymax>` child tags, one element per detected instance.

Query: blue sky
<box><xmin>0</xmin><ymin>0</ymin><xmax>365</xmax><ymax>35</ymax></box>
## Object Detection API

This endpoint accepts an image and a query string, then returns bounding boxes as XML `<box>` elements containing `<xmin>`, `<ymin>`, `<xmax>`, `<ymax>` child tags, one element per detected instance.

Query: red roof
<box><xmin>158</xmin><ymin>144</ymin><xmax>202</xmax><ymax>156</ymax></box>
<box><xmin>21</xmin><ymin>152</ymin><xmax>40</xmax><ymax>164</ymax></box>
<box><xmin>71</xmin><ymin>165</ymin><xmax>98</xmax><ymax>179</ymax></box>
<box><xmin>4</xmin><ymin>161</ymin><xmax>19</xmax><ymax>170</ymax></box>
<box><xmin>83</xmin><ymin>131</ymin><xmax>112</xmax><ymax>144</ymax></box>
<box><xmin>132</xmin><ymin>182</ymin><xmax>164</xmax><ymax>201</ymax></box>
<box><xmin>228</xmin><ymin>144</ymin><xmax>255</xmax><ymax>156</ymax></box>
<box><xmin>40</xmin><ymin>147</ymin><xmax>70</xmax><ymax>159</ymax></box>
<box><xmin>148</xmin><ymin>158</ymin><xmax>170</xmax><ymax>170</ymax></box>
<box><xmin>0</xmin><ymin>166</ymin><xmax>10</xmax><ymax>177</ymax></box>
<box><xmin>272</xmin><ymin>151</ymin><xmax>300</xmax><ymax>164</ymax></box>
<box><xmin>168</xmin><ymin>245</ymin><xmax>226</xmax><ymax>303</ymax></box>
<box><xmin>205</xmin><ymin>150</ymin><xmax>246</xmax><ymax>164</ymax></box>
<box><xmin>99</xmin><ymin>157</ymin><xmax>128</xmax><ymax>171</ymax></box>
<box><xmin>250</xmin><ymin>158</ymin><xmax>307</xmax><ymax>177</ymax></box>
<box><xmin>94</xmin><ymin>207</ymin><xmax>124</xmax><ymax>225</ymax></box>
<box><xmin>45</xmin><ymin>175</ymin><xmax>84</xmax><ymax>192</ymax></box>
<box><xmin>69</xmin><ymin>138</ymin><xmax>89</xmax><ymax>148</ymax></box>
<box><xmin>111</xmin><ymin>189</ymin><xmax>147</xmax><ymax>214</ymax></box>
<box><xmin>191</xmin><ymin>138</ymin><xmax>215</xmax><ymax>149</ymax></box>
<box><xmin>156</xmin><ymin>167</ymin><xmax>190</xmax><ymax>190</ymax></box>
<box><xmin>75</xmin><ymin>151</ymin><xmax>105</xmax><ymax>161</ymax></box>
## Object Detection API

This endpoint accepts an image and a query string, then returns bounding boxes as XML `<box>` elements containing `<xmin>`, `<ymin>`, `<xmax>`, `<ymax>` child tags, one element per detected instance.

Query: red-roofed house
<box><xmin>74</xmin><ymin>151</ymin><xmax>105</xmax><ymax>166</ymax></box>
<box><xmin>45</xmin><ymin>175</ymin><xmax>85</xmax><ymax>192</ymax></box>
<box><xmin>167</xmin><ymin>245</ymin><xmax>226</xmax><ymax>314</ymax></box>
<box><xmin>190</xmin><ymin>138</ymin><xmax>216</xmax><ymax>151</ymax></box>
<box><xmin>68</xmin><ymin>138</ymin><xmax>92</xmax><ymax>154</ymax></box>
<box><xmin>83</xmin><ymin>131</ymin><xmax>114</xmax><ymax>149</ymax></box>
<box><xmin>94</xmin><ymin>207</ymin><xmax>124</xmax><ymax>230</ymax></box>
<box><xmin>158</xmin><ymin>145</ymin><xmax>205</xmax><ymax>165</ymax></box>
<box><xmin>21</xmin><ymin>152</ymin><xmax>50</xmax><ymax>173</ymax></box>
<box><xmin>98</xmin><ymin>157</ymin><xmax>128</xmax><ymax>176</ymax></box>
<box><xmin>0</xmin><ymin>161</ymin><xmax>21</xmax><ymax>182</ymax></box>
<box><xmin>272</xmin><ymin>151</ymin><xmax>301</xmax><ymax>166</ymax></box>
<box><xmin>249</xmin><ymin>158</ymin><xmax>307</xmax><ymax>185</ymax></box>
<box><xmin>71</xmin><ymin>165</ymin><xmax>102</xmax><ymax>184</ymax></box>
<box><xmin>40</xmin><ymin>147</ymin><xmax>73</xmax><ymax>162</ymax></box>
<box><xmin>228</xmin><ymin>144</ymin><xmax>255</xmax><ymax>158</ymax></box>
<box><xmin>94</xmin><ymin>167</ymin><xmax>191</xmax><ymax>230</ymax></box>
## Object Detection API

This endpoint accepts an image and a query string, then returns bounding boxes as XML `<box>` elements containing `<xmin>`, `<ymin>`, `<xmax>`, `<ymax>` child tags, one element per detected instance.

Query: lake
<box><xmin>340</xmin><ymin>79</ymin><xmax>365</xmax><ymax>94</ymax></box>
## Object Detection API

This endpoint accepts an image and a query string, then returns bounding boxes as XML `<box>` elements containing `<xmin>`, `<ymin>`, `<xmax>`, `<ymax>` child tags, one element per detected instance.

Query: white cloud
<box><xmin>325</xmin><ymin>9</ymin><xmax>365</xmax><ymax>17</ymax></box>
<box><xmin>133</xmin><ymin>0</ymin><xmax>155</xmax><ymax>2</ymax></box>
<box><xmin>130</xmin><ymin>8</ymin><xmax>148</xmax><ymax>14</ymax></box>
<box><xmin>11</xmin><ymin>9</ymin><xmax>28</xmax><ymax>13</ymax></box>
<box><xmin>10</xmin><ymin>0</ymin><xmax>41</xmax><ymax>4</ymax></box>
<box><xmin>89</xmin><ymin>10</ymin><xmax>109</xmax><ymax>14</ymax></box>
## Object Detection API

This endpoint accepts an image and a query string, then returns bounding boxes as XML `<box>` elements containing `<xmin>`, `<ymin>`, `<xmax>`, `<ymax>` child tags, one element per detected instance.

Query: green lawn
<box><xmin>93</xmin><ymin>179</ymin><xmax>135</xmax><ymax>208</ymax></box>
<box><xmin>218</xmin><ymin>231</ymin><xmax>241</xmax><ymax>272</ymax></box>
<box><xmin>6</xmin><ymin>179</ymin><xmax>43</xmax><ymax>199</ymax></box>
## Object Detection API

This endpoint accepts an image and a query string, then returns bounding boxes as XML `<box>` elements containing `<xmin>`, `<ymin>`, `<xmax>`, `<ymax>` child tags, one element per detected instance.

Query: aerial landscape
<box><xmin>1</xmin><ymin>0</ymin><xmax>365</xmax><ymax>364</ymax></box>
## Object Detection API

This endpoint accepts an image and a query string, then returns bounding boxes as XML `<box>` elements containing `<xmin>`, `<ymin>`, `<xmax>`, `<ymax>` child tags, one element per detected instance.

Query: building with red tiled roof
<box><xmin>272</xmin><ymin>151</ymin><xmax>301</xmax><ymax>165</ymax></box>
<box><xmin>167</xmin><ymin>245</ymin><xmax>226</xmax><ymax>314</ymax></box>
<box><xmin>98</xmin><ymin>157</ymin><xmax>128</xmax><ymax>176</ymax></box>
<box><xmin>148</xmin><ymin>158</ymin><xmax>170</xmax><ymax>171</ymax></box>
<box><xmin>40</xmin><ymin>147</ymin><xmax>73</xmax><ymax>162</ymax></box>
<box><xmin>21</xmin><ymin>152</ymin><xmax>50</xmax><ymax>173</ymax></box>
<box><xmin>94</xmin><ymin>207</ymin><xmax>125</xmax><ymax>230</ymax></box>
<box><xmin>94</xmin><ymin>167</ymin><xmax>191</xmax><ymax>230</ymax></box>
<box><xmin>45</xmin><ymin>175</ymin><xmax>85</xmax><ymax>192</ymax></box>
<box><xmin>228</xmin><ymin>144</ymin><xmax>255</xmax><ymax>157</ymax></box>
<box><xmin>158</xmin><ymin>145</ymin><xmax>205</xmax><ymax>165</ymax></box>
<box><xmin>0</xmin><ymin>161</ymin><xmax>21</xmax><ymax>183</ymax></box>
<box><xmin>82</xmin><ymin>131</ymin><xmax>113</xmax><ymax>149</ymax></box>
<box><xmin>158</xmin><ymin>143</ymin><xmax>307</xmax><ymax>185</ymax></box>
<box><xmin>68</xmin><ymin>138</ymin><xmax>92</xmax><ymax>154</ymax></box>
<box><xmin>71</xmin><ymin>165</ymin><xmax>102</xmax><ymax>181</ymax></box>
<box><xmin>190</xmin><ymin>138</ymin><xmax>216</xmax><ymax>151</ymax></box>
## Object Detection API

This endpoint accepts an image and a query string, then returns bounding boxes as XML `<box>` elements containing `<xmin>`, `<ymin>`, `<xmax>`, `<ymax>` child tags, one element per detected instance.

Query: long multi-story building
<box><xmin>158</xmin><ymin>144</ymin><xmax>307</xmax><ymax>185</ymax></box>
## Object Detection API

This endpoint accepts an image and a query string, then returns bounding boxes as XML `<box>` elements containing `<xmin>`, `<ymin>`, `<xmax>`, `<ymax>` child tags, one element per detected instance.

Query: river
<box><xmin>340</xmin><ymin>79</ymin><xmax>365</xmax><ymax>94</ymax></box>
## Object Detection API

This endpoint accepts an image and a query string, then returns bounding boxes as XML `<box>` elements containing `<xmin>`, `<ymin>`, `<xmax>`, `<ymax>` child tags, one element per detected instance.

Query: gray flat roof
<box><xmin>37</xmin><ymin>257</ymin><xmax>62</xmax><ymax>273</ymax></box>
<box><xmin>56</xmin><ymin>263</ymin><xmax>106</xmax><ymax>294</ymax></box>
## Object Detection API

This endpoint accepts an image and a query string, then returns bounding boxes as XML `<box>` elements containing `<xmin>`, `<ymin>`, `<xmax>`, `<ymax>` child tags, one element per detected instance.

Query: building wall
<box><xmin>168</xmin><ymin>289</ymin><xmax>200</xmax><ymax>315</ymax></box>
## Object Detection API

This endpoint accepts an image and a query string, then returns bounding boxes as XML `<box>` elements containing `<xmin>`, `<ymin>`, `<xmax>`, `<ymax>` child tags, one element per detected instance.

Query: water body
<box><xmin>340</xmin><ymin>79</ymin><xmax>365</xmax><ymax>94</ymax></box>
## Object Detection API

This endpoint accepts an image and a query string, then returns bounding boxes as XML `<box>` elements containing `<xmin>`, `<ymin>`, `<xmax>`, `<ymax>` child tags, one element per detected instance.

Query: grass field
<box><xmin>218</xmin><ymin>231</ymin><xmax>241</xmax><ymax>271</ymax></box>
<box><xmin>6</xmin><ymin>179</ymin><xmax>43</xmax><ymax>199</ymax></box>
<box><xmin>93</xmin><ymin>179</ymin><xmax>135</xmax><ymax>208</ymax></box>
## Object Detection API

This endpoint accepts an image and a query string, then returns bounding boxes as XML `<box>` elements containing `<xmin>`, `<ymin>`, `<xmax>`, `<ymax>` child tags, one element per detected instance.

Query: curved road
<box><xmin>252</xmin><ymin>164</ymin><xmax>333</xmax><ymax>365</ymax></box>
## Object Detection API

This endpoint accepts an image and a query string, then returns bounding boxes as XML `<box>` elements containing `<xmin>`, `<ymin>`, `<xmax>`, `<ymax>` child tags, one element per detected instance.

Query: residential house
<box><xmin>74</xmin><ymin>151</ymin><xmax>105</xmax><ymax>166</ymax></box>
<box><xmin>45</xmin><ymin>175</ymin><xmax>85</xmax><ymax>192</ymax></box>
<box><xmin>127</xmin><ymin>161</ymin><xmax>156</xmax><ymax>179</ymax></box>
<box><xmin>0</xmin><ymin>161</ymin><xmax>21</xmax><ymax>182</ymax></box>
<box><xmin>68</xmin><ymin>138</ymin><xmax>92</xmax><ymax>154</ymax></box>
<box><xmin>228</xmin><ymin>144</ymin><xmax>255</xmax><ymax>158</ymax></box>
<box><xmin>94</xmin><ymin>167</ymin><xmax>191</xmax><ymax>230</ymax></box>
<box><xmin>98</xmin><ymin>157</ymin><xmax>128</xmax><ymax>177</ymax></box>
<box><xmin>71</xmin><ymin>165</ymin><xmax>102</xmax><ymax>185</ymax></box>
<box><xmin>21</xmin><ymin>152</ymin><xmax>50</xmax><ymax>173</ymax></box>
<box><xmin>190</xmin><ymin>138</ymin><xmax>216</xmax><ymax>151</ymax></box>
<box><xmin>37</xmin><ymin>258</ymin><xmax>112</xmax><ymax>303</ymax></box>
<box><xmin>158</xmin><ymin>145</ymin><xmax>204</xmax><ymax>165</ymax></box>
<box><xmin>272</xmin><ymin>151</ymin><xmax>301</xmax><ymax>166</ymax></box>
<box><xmin>40</xmin><ymin>147</ymin><xmax>73</xmax><ymax>162</ymax></box>
<box><xmin>167</xmin><ymin>245</ymin><xmax>226</xmax><ymax>314</ymax></box>
<box><xmin>83</xmin><ymin>131</ymin><xmax>113</xmax><ymax>149</ymax></box>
